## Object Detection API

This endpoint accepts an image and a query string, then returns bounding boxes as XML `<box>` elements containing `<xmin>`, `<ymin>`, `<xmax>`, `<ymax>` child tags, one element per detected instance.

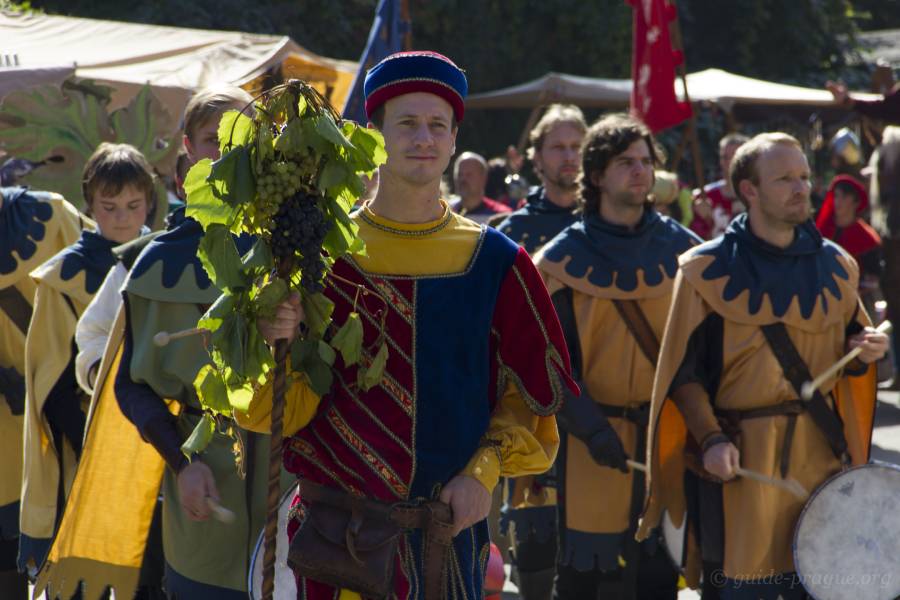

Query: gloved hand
<box><xmin>587</xmin><ymin>426</ymin><xmax>629</xmax><ymax>472</ymax></box>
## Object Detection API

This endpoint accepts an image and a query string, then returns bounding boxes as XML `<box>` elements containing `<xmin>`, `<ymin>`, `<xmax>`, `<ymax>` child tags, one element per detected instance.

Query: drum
<box><xmin>249</xmin><ymin>485</ymin><xmax>299</xmax><ymax>600</ymax></box>
<box><xmin>793</xmin><ymin>462</ymin><xmax>900</xmax><ymax>600</ymax></box>
<box><xmin>661</xmin><ymin>509</ymin><xmax>686</xmax><ymax>571</ymax></box>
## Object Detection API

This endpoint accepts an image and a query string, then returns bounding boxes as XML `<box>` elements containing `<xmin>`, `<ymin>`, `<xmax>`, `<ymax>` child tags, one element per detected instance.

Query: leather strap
<box><xmin>760</xmin><ymin>323</ymin><xmax>849</xmax><ymax>465</ymax></box>
<box><xmin>550</xmin><ymin>287</ymin><xmax>582</xmax><ymax>379</ymax></box>
<box><xmin>715</xmin><ymin>400</ymin><xmax>807</xmax><ymax>478</ymax></box>
<box><xmin>612</xmin><ymin>298</ymin><xmax>660</xmax><ymax>367</ymax></box>
<box><xmin>0</xmin><ymin>285</ymin><xmax>32</xmax><ymax>336</ymax></box>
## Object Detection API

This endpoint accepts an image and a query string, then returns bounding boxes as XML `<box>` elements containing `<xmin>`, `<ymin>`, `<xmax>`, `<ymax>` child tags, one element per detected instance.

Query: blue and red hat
<box><xmin>363</xmin><ymin>51</ymin><xmax>468</xmax><ymax>122</ymax></box>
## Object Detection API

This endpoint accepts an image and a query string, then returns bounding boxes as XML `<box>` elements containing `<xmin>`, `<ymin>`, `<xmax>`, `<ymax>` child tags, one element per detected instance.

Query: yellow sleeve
<box><xmin>461</xmin><ymin>381</ymin><xmax>559</xmax><ymax>493</ymax></box>
<box><xmin>234</xmin><ymin>368</ymin><xmax>321</xmax><ymax>436</ymax></box>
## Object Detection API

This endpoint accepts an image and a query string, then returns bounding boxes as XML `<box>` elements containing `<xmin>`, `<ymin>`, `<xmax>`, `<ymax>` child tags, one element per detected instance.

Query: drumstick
<box><xmin>153</xmin><ymin>327</ymin><xmax>209</xmax><ymax>347</ymax></box>
<box><xmin>206</xmin><ymin>497</ymin><xmax>236</xmax><ymax>524</ymax></box>
<box><xmin>629</xmin><ymin>460</ymin><xmax>808</xmax><ymax>499</ymax></box>
<box><xmin>801</xmin><ymin>320</ymin><xmax>892</xmax><ymax>400</ymax></box>
<box><xmin>734</xmin><ymin>466</ymin><xmax>808</xmax><ymax>499</ymax></box>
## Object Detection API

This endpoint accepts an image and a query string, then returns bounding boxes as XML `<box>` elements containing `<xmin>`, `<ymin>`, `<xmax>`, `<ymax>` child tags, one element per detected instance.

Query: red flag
<box><xmin>627</xmin><ymin>0</ymin><xmax>692</xmax><ymax>132</ymax></box>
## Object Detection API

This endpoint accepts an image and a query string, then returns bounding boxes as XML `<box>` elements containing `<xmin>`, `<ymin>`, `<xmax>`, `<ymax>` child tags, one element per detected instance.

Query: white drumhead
<box><xmin>662</xmin><ymin>509</ymin><xmax>686</xmax><ymax>570</ymax></box>
<box><xmin>793</xmin><ymin>462</ymin><xmax>900</xmax><ymax>600</ymax></box>
<box><xmin>249</xmin><ymin>485</ymin><xmax>299</xmax><ymax>600</ymax></box>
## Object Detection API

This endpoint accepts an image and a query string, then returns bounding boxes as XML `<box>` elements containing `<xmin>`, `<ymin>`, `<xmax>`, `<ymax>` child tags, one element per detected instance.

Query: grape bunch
<box><xmin>270</xmin><ymin>191</ymin><xmax>332</xmax><ymax>293</ymax></box>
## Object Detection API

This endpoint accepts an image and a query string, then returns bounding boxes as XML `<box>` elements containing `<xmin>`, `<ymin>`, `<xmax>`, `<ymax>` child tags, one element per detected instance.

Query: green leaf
<box><xmin>185</xmin><ymin>159</ymin><xmax>240</xmax><ymax>229</ymax></box>
<box><xmin>197</xmin><ymin>224</ymin><xmax>248</xmax><ymax>292</ymax></box>
<box><xmin>359</xmin><ymin>342</ymin><xmax>389</xmax><ymax>391</ymax></box>
<box><xmin>302</xmin><ymin>293</ymin><xmax>334</xmax><ymax>339</ymax></box>
<box><xmin>318</xmin><ymin>159</ymin><xmax>352</xmax><ymax>191</ymax></box>
<box><xmin>194</xmin><ymin>365</ymin><xmax>231</xmax><ymax>415</ymax></box>
<box><xmin>256</xmin><ymin>122</ymin><xmax>275</xmax><ymax>172</ymax></box>
<box><xmin>322</xmin><ymin>201</ymin><xmax>364</xmax><ymax>257</ymax></box>
<box><xmin>331</xmin><ymin>312</ymin><xmax>363</xmax><ymax>366</ymax></box>
<box><xmin>242</xmin><ymin>238</ymin><xmax>274</xmax><ymax>272</ymax></box>
<box><xmin>318</xmin><ymin>340</ymin><xmax>336</xmax><ymax>366</ymax></box>
<box><xmin>244</xmin><ymin>325</ymin><xmax>274</xmax><ymax>383</ymax></box>
<box><xmin>255</xmin><ymin>278</ymin><xmax>289</xmax><ymax>317</ymax></box>
<box><xmin>198</xmin><ymin>293</ymin><xmax>237</xmax><ymax>335</ymax></box>
<box><xmin>208</xmin><ymin>146</ymin><xmax>256</xmax><ymax>206</ymax></box>
<box><xmin>218</xmin><ymin>109</ymin><xmax>255</xmax><ymax>149</ymax></box>
<box><xmin>314</xmin><ymin>115</ymin><xmax>353</xmax><ymax>150</ymax></box>
<box><xmin>275</xmin><ymin>119</ymin><xmax>305</xmax><ymax>156</ymax></box>
<box><xmin>348</xmin><ymin>125</ymin><xmax>388</xmax><ymax>173</ymax></box>
<box><xmin>181</xmin><ymin>413</ymin><xmax>215</xmax><ymax>457</ymax></box>
<box><xmin>300</xmin><ymin>118</ymin><xmax>337</xmax><ymax>157</ymax></box>
<box><xmin>214</xmin><ymin>312</ymin><xmax>248</xmax><ymax>376</ymax></box>
<box><xmin>290</xmin><ymin>337</ymin><xmax>333</xmax><ymax>396</ymax></box>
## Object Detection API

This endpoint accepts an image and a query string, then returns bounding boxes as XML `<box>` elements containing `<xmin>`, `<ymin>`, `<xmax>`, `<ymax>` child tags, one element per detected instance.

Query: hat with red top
<box><xmin>363</xmin><ymin>51</ymin><xmax>468</xmax><ymax>122</ymax></box>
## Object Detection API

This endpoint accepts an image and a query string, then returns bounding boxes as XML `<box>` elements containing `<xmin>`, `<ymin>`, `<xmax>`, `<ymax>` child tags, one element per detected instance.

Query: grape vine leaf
<box><xmin>322</xmin><ymin>201</ymin><xmax>364</xmax><ymax>257</ymax></box>
<box><xmin>185</xmin><ymin>159</ymin><xmax>240</xmax><ymax>229</ymax></box>
<box><xmin>331</xmin><ymin>312</ymin><xmax>363</xmax><ymax>366</ymax></box>
<box><xmin>274</xmin><ymin>119</ymin><xmax>305</xmax><ymax>156</ymax></box>
<box><xmin>218</xmin><ymin>110</ymin><xmax>255</xmax><ymax>149</ymax></box>
<box><xmin>290</xmin><ymin>337</ymin><xmax>334</xmax><ymax>397</ymax></box>
<box><xmin>346</xmin><ymin>125</ymin><xmax>387</xmax><ymax>173</ymax></box>
<box><xmin>242</xmin><ymin>238</ymin><xmax>274</xmax><ymax>273</ymax></box>
<box><xmin>359</xmin><ymin>342</ymin><xmax>389</xmax><ymax>391</ymax></box>
<box><xmin>214</xmin><ymin>312</ymin><xmax>249</xmax><ymax>376</ymax></box>
<box><xmin>198</xmin><ymin>293</ymin><xmax>237</xmax><ymax>335</ymax></box>
<box><xmin>197</xmin><ymin>224</ymin><xmax>248</xmax><ymax>292</ymax></box>
<box><xmin>181</xmin><ymin>412</ymin><xmax>215</xmax><ymax>457</ymax></box>
<box><xmin>194</xmin><ymin>365</ymin><xmax>231</xmax><ymax>415</ymax></box>
<box><xmin>209</xmin><ymin>146</ymin><xmax>256</xmax><ymax>207</ymax></box>
<box><xmin>302</xmin><ymin>293</ymin><xmax>335</xmax><ymax>339</ymax></box>
<box><xmin>314</xmin><ymin>115</ymin><xmax>353</xmax><ymax>151</ymax></box>
<box><xmin>317</xmin><ymin>340</ymin><xmax>336</xmax><ymax>366</ymax></box>
<box><xmin>255</xmin><ymin>278</ymin><xmax>289</xmax><ymax>317</ymax></box>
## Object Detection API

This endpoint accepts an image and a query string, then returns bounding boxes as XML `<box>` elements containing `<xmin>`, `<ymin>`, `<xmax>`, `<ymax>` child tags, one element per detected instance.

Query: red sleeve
<box><xmin>488</xmin><ymin>247</ymin><xmax>578</xmax><ymax>416</ymax></box>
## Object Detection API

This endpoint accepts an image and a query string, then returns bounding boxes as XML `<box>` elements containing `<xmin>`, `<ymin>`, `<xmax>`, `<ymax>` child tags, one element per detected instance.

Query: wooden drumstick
<box><xmin>206</xmin><ymin>497</ymin><xmax>236</xmax><ymax>524</ymax></box>
<box><xmin>734</xmin><ymin>466</ymin><xmax>808</xmax><ymax>499</ymax></box>
<box><xmin>628</xmin><ymin>460</ymin><xmax>808</xmax><ymax>499</ymax></box>
<box><xmin>153</xmin><ymin>327</ymin><xmax>209</xmax><ymax>347</ymax></box>
<box><xmin>801</xmin><ymin>320</ymin><xmax>892</xmax><ymax>400</ymax></box>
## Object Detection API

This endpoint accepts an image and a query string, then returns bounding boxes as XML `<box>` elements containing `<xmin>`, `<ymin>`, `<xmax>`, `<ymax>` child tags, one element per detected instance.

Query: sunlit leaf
<box><xmin>255</xmin><ymin>278</ymin><xmax>289</xmax><ymax>317</ymax></box>
<box><xmin>302</xmin><ymin>293</ymin><xmax>334</xmax><ymax>339</ymax></box>
<box><xmin>330</xmin><ymin>312</ymin><xmax>363</xmax><ymax>366</ymax></box>
<box><xmin>194</xmin><ymin>365</ymin><xmax>231</xmax><ymax>415</ymax></box>
<box><xmin>185</xmin><ymin>159</ymin><xmax>240</xmax><ymax>229</ymax></box>
<box><xmin>197</xmin><ymin>224</ymin><xmax>248</xmax><ymax>291</ymax></box>
<box><xmin>181</xmin><ymin>413</ymin><xmax>215</xmax><ymax>457</ymax></box>
<box><xmin>218</xmin><ymin>109</ymin><xmax>255</xmax><ymax>149</ymax></box>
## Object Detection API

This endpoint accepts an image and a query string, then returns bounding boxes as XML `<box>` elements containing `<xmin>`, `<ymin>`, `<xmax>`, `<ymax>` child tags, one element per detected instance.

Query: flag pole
<box><xmin>669</xmin><ymin>0</ymin><xmax>707</xmax><ymax>197</ymax></box>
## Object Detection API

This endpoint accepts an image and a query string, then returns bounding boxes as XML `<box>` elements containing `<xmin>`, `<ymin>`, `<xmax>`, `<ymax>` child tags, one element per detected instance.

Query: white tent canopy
<box><xmin>466</xmin><ymin>68</ymin><xmax>880</xmax><ymax>111</ymax></box>
<box><xmin>0</xmin><ymin>10</ymin><xmax>358</xmax><ymax>124</ymax></box>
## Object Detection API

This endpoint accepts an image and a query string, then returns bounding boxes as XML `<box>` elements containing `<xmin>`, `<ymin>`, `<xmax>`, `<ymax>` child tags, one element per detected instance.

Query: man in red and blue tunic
<box><xmin>241</xmin><ymin>51</ymin><xmax>576</xmax><ymax>599</ymax></box>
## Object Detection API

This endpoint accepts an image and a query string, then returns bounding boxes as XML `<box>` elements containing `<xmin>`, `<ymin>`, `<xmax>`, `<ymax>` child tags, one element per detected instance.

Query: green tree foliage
<box><xmin>20</xmin><ymin>0</ymin><xmax>892</xmax><ymax>162</ymax></box>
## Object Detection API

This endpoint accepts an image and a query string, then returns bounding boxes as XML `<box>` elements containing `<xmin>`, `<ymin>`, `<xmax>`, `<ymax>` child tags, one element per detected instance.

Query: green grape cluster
<box><xmin>243</xmin><ymin>159</ymin><xmax>307</xmax><ymax>234</ymax></box>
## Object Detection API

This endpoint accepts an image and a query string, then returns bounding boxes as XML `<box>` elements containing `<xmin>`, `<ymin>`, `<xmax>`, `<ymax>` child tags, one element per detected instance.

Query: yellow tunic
<box><xmin>640</xmin><ymin>237</ymin><xmax>877</xmax><ymax>582</ymax></box>
<box><xmin>239</xmin><ymin>201</ymin><xmax>559</xmax><ymax>493</ymax></box>
<box><xmin>0</xmin><ymin>192</ymin><xmax>83</xmax><ymax>523</ymax></box>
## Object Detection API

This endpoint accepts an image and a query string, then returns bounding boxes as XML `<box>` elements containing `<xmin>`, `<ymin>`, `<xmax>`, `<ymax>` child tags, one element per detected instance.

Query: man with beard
<box><xmin>496</xmin><ymin>104</ymin><xmax>586</xmax><ymax>255</ymax></box>
<box><xmin>492</xmin><ymin>104</ymin><xmax>587</xmax><ymax>600</ymax></box>
<box><xmin>535</xmin><ymin>114</ymin><xmax>697</xmax><ymax>599</ymax></box>
<box><xmin>639</xmin><ymin>133</ymin><xmax>886</xmax><ymax>599</ymax></box>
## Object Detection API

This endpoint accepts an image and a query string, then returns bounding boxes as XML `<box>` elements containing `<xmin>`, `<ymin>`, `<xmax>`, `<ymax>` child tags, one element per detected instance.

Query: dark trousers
<box><xmin>553</xmin><ymin>542</ymin><xmax>679</xmax><ymax>600</ymax></box>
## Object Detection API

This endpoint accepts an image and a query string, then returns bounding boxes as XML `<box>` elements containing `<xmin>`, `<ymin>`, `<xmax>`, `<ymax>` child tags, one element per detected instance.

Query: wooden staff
<box><xmin>627</xmin><ymin>460</ymin><xmax>808</xmax><ymax>499</ymax></box>
<box><xmin>153</xmin><ymin>328</ymin><xmax>208</xmax><ymax>347</ymax></box>
<box><xmin>801</xmin><ymin>320</ymin><xmax>892</xmax><ymax>400</ymax></box>
<box><xmin>261</xmin><ymin>261</ymin><xmax>293</xmax><ymax>600</ymax></box>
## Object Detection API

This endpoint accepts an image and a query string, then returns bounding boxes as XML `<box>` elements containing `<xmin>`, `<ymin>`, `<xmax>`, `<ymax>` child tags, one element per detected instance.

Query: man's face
<box><xmin>743</xmin><ymin>144</ymin><xmax>812</xmax><ymax>227</ymax></box>
<box><xmin>533</xmin><ymin>122</ymin><xmax>583</xmax><ymax>191</ymax></box>
<box><xmin>593</xmin><ymin>138</ymin><xmax>654</xmax><ymax>209</ymax></box>
<box><xmin>454</xmin><ymin>158</ymin><xmax>487</xmax><ymax>200</ymax></box>
<box><xmin>378</xmin><ymin>92</ymin><xmax>457</xmax><ymax>187</ymax></box>
<box><xmin>89</xmin><ymin>183</ymin><xmax>150</xmax><ymax>244</ymax></box>
<box><xmin>720</xmin><ymin>142</ymin><xmax>742</xmax><ymax>180</ymax></box>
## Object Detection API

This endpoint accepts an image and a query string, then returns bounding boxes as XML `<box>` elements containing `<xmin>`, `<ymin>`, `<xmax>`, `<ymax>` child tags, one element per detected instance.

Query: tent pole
<box><xmin>516</xmin><ymin>90</ymin><xmax>550</xmax><ymax>157</ymax></box>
